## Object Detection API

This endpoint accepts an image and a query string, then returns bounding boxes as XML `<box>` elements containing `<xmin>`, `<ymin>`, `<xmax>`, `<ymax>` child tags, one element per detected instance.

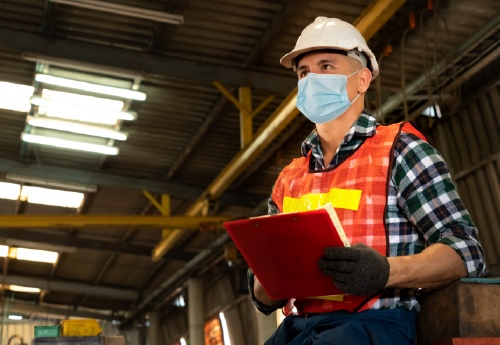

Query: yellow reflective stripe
<box><xmin>306</xmin><ymin>295</ymin><xmax>345</xmax><ymax>301</ymax></box>
<box><xmin>283</xmin><ymin>188</ymin><xmax>362</xmax><ymax>213</ymax></box>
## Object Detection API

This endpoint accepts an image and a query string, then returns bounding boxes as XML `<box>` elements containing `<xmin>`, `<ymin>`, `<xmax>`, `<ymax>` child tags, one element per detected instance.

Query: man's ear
<box><xmin>358</xmin><ymin>68</ymin><xmax>372</xmax><ymax>93</ymax></box>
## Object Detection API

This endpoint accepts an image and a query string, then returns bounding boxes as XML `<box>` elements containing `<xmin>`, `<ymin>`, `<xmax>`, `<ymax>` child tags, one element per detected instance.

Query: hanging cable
<box><xmin>400</xmin><ymin>26</ymin><xmax>411</xmax><ymax>121</ymax></box>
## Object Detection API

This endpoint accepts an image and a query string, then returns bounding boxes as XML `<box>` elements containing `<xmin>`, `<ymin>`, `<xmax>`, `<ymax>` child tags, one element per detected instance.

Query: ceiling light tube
<box><xmin>21</xmin><ymin>133</ymin><xmax>119</xmax><ymax>155</ymax></box>
<box><xmin>0</xmin><ymin>245</ymin><xmax>8</xmax><ymax>257</ymax></box>
<box><xmin>8</xmin><ymin>285</ymin><xmax>41</xmax><ymax>293</ymax></box>
<box><xmin>27</xmin><ymin>116</ymin><xmax>128</xmax><ymax>141</ymax></box>
<box><xmin>31</xmin><ymin>96</ymin><xmax>136</xmax><ymax>125</ymax></box>
<box><xmin>20</xmin><ymin>186</ymin><xmax>84</xmax><ymax>208</ymax></box>
<box><xmin>8</xmin><ymin>315</ymin><xmax>23</xmax><ymax>320</ymax></box>
<box><xmin>50</xmin><ymin>0</ymin><xmax>184</xmax><ymax>25</ymax></box>
<box><xmin>6</xmin><ymin>174</ymin><xmax>97</xmax><ymax>193</ymax></box>
<box><xmin>39</xmin><ymin>91</ymin><xmax>125</xmax><ymax>111</ymax></box>
<box><xmin>0</xmin><ymin>182</ymin><xmax>21</xmax><ymax>201</ymax></box>
<box><xmin>35</xmin><ymin>74</ymin><xmax>146</xmax><ymax>101</ymax></box>
<box><xmin>14</xmin><ymin>248</ymin><xmax>59</xmax><ymax>263</ymax></box>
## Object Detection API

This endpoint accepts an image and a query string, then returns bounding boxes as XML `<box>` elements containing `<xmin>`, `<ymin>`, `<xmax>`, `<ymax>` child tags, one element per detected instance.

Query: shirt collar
<box><xmin>301</xmin><ymin>110</ymin><xmax>378</xmax><ymax>158</ymax></box>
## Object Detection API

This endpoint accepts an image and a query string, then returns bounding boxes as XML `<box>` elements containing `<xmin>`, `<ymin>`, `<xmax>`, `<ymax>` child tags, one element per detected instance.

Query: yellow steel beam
<box><xmin>213</xmin><ymin>81</ymin><xmax>250</xmax><ymax>116</ymax></box>
<box><xmin>143</xmin><ymin>191</ymin><xmax>168</xmax><ymax>215</ymax></box>
<box><xmin>0</xmin><ymin>215</ymin><xmax>230</xmax><ymax>229</ymax></box>
<box><xmin>161</xmin><ymin>194</ymin><xmax>172</xmax><ymax>238</ymax></box>
<box><xmin>239</xmin><ymin>86</ymin><xmax>253</xmax><ymax>148</ymax></box>
<box><xmin>152</xmin><ymin>89</ymin><xmax>300</xmax><ymax>261</ymax></box>
<box><xmin>251</xmin><ymin>95</ymin><xmax>275</xmax><ymax>118</ymax></box>
<box><xmin>152</xmin><ymin>0</ymin><xmax>407</xmax><ymax>262</ymax></box>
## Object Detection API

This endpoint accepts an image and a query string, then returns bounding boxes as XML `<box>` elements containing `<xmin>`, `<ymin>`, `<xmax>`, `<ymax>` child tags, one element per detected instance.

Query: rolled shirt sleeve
<box><xmin>392</xmin><ymin>133</ymin><xmax>486</xmax><ymax>277</ymax></box>
<box><xmin>247</xmin><ymin>268</ymin><xmax>285</xmax><ymax>315</ymax></box>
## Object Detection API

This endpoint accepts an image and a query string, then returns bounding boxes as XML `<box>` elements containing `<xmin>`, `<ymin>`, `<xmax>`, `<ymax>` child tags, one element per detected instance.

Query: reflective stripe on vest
<box><xmin>272</xmin><ymin>122</ymin><xmax>428</xmax><ymax>315</ymax></box>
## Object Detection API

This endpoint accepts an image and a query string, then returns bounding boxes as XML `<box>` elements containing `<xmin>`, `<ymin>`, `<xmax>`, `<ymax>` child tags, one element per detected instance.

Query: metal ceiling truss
<box><xmin>0</xmin><ymin>28</ymin><xmax>296</xmax><ymax>95</ymax></box>
<box><xmin>4</xmin><ymin>275</ymin><xmax>137</xmax><ymax>300</ymax></box>
<box><xmin>0</xmin><ymin>158</ymin><xmax>265</xmax><ymax>208</ymax></box>
<box><xmin>4</xmin><ymin>298</ymin><xmax>119</xmax><ymax>320</ymax></box>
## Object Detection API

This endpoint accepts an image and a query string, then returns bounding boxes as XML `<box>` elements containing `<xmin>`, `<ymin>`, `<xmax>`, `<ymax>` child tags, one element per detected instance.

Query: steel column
<box><xmin>147</xmin><ymin>311</ymin><xmax>163</xmax><ymax>345</ymax></box>
<box><xmin>188</xmin><ymin>277</ymin><xmax>205</xmax><ymax>345</ymax></box>
<box><xmin>239</xmin><ymin>87</ymin><xmax>253</xmax><ymax>148</ymax></box>
<box><xmin>256</xmin><ymin>310</ymin><xmax>277</xmax><ymax>344</ymax></box>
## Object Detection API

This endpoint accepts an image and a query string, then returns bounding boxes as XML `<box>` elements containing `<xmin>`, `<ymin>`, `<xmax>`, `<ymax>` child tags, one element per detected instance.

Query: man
<box><xmin>248</xmin><ymin>17</ymin><xmax>485</xmax><ymax>344</ymax></box>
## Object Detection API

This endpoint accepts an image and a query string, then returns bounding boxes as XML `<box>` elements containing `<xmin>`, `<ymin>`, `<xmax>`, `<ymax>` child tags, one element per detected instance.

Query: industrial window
<box><xmin>204</xmin><ymin>318</ymin><xmax>223</xmax><ymax>345</ymax></box>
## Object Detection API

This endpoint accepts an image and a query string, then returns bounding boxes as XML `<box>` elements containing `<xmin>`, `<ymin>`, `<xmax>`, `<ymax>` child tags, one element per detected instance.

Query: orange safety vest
<box><xmin>272</xmin><ymin>122</ymin><xmax>428</xmax><ymax>315</ymax></box>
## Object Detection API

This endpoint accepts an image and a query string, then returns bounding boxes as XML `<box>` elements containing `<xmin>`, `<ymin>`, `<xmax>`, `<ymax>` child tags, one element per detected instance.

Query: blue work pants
<box><xmin>264</xmin><ymin>309</ymin><xmax>416</xmax><ymax>345</ymax></box>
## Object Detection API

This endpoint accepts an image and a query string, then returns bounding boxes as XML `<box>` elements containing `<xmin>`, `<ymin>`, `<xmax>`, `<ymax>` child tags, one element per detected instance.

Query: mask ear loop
<box><xmin>347</xmin><ymin>69</ymin><xmax>363</xmax><ymax>105</ymax></box>
<box><xmin>347</xmin><ymin>68</ymin><xmax>363</xmax><ymax>78</ymax></box>
<box><xmin>350</xmin><ymin>92</ymin><xmax>362</xmax><ymax>105</ymax></box>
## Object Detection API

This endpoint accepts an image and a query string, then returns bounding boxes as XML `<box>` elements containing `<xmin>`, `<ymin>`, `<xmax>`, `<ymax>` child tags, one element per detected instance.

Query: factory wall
<box><xmin>426</xmin><ymin>58</ymin><xmax>500</xmax><ymax>273</ymax></box>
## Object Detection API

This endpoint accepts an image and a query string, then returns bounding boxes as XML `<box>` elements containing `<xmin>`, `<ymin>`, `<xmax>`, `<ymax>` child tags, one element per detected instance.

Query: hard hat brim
<box><xmin>280</xmin><ymin>46</ymin><xmax>379</xmax><ymax>80</ymax></box>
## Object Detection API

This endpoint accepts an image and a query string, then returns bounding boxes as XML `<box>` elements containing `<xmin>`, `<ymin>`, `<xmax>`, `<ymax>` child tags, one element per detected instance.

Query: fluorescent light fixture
<box><xmin>31</xmin><ymin>95</ymin><xmax>136</xmax><ymax>126</ymax></box>
<box><xmin>5</xmin><ymin>240</ymin><xmax>76</xmax><ymax>254</ymax></box>
<box><xmin>6</xmin><ymin>174</ymin><xmax>97</xmax><ymax>193</ymax></box>
<box><xmin>27</xmin><ymin>116</ymin><xmax>128</xmax><ymax>141</ymax></box>
<box><xmin>180</xmin><ymin>338</ymin><xmax>187</xmax><ymax>345</ymax></box>
<box><xmin>8</xmin><ymin>315</ymin><xmax>23</xmax><ymax>320</ymax></box>
<box><xmin>173</xmin><ymin>295</ymin><xmax>185</xmax><ymax>307</ymax></box>
<box><xmin>219</xmin><ymin>312</ymin><xmax>232</xmax><ymax>345</ymax></box>
<box><xmin>20</xmin><ymin>186</ymin><xmax>84</xmax><ymax>208</ymax></box>
<box><xmin>0</xmin><ymin>182</ymin><xmax>21</xmax><ymax>200</ymax></box>
<box><xmin>22</xmin><ymin>53</ymin><xmax>146</xmax><ymax>81</ymax></box>
<box><xmin>0</xmin><ymin>82</ymin><xmax>34</xmax><ymax>112</ymax></box>
<box><xmin>8</xmin><ymin>285</ymin><xmax>41</xmax><ymax>293</ymax></box>
<box><xmin>41</xmin><ymin>90</ymin><xmax>125</xmax><ymax>110</ymax></box>
<box><xmin>35</xmin><ymin>74</ymin><xmax>146</xmax><ymax>101</ymax></box>
<box><xmin>422</xmin><ymin>104</ymin><xmax>442</xmax><ymax>118</ymax></box>
<box><xmin>0</xmin><ymin>245</ymin><xmax>8</xmax><ymax>257</ymax></box>
<box><xmin>21</xmin><ymin>133</ymin><xmax>119</xmax><ymax>155</ymax></box>
<box><xmin>10</xmin><ymin>247</ymin><xmax>59</xmax><ymax>263</ymax></box>
<box><xmin>50</xmin><ymin>0</ymin><xmax>184</xmax><ymax>25</ymax></box>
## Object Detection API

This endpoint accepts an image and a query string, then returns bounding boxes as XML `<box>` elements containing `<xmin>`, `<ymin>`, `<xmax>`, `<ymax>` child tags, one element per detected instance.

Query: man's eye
<box><xmin>322</xmin><ymin>64</ymin><xmax>332</xmax><ymax>70</ymax></box>
<box><xmin>301</xmin><ymin>71</ymin><xmax>309</xmax><ymax>78</ymax></box>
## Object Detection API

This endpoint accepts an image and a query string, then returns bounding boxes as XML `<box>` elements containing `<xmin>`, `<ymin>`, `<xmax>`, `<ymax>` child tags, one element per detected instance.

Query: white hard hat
<box><xmin>280</xmin><ymin>17</ymin><xmax>379</xmax><ymax>80</ymax></box>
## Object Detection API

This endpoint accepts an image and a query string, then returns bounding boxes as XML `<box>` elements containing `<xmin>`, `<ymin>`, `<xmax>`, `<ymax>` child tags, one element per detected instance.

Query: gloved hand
<box><xmin>318</xmin><ymin>243</ymin><xmax>390</xmax><ymax>296</ymax></box>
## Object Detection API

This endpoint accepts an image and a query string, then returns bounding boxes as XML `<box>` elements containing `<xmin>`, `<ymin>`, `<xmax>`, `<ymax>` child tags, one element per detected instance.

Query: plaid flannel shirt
<box><xmin>249</xmin><ymin>111</ymin><xmax>485</xmax><ymax>315</ymax></box>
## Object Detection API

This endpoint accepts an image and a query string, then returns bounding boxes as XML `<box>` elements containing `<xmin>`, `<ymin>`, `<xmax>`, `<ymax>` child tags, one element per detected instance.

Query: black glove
<box><xmin>318</xmin><ymin>243</ymin><xmax>390</xmax><ymax>296</ymax></box>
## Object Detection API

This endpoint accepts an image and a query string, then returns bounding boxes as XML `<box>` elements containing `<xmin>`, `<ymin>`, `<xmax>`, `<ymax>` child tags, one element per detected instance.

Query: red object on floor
<box><xmin>224</xmin><ymin>209</ymin><xmax>346</xmax><ymax>300</ymax></box>
<box><xmin>428</xmin><ymin>338</ymin><xmax>500</xmax><ymax>345</ymax></box>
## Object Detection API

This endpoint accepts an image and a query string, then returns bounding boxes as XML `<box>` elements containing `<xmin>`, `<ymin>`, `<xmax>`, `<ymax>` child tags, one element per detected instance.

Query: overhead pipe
<box><xmin>373</xmin><ymin>10</ymin><xmax>500</xmax><ymax>121</ymax></box>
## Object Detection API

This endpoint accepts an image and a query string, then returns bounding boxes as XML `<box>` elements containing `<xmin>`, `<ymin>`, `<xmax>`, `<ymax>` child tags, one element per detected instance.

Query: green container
<box><xmin>34</xmin><ymin>326</ymin><xmax>60</xmax><ymax>338</ymax></box>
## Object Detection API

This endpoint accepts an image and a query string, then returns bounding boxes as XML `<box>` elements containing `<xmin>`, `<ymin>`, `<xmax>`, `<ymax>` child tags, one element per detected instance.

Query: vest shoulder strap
<box><xmin>401</xmin><ymin>122</ymin><xmax>429</xmax><ymax>143</ymax></box>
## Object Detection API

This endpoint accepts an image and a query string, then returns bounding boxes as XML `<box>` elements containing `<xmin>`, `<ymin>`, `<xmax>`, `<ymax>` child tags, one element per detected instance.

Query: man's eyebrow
<box><xmin>317</xmin><ymin>58</ymin><xmax>334</xmax><ymax>65</ymax></box>
<box><xmin>297</xmin><ymin>58</ymin><xmax>335</xmax><ymax>72</ymax></box>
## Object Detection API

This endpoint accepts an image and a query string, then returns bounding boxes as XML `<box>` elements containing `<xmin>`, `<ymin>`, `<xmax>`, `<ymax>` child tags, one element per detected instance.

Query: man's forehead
<box><xmin>297</xmin><ymin>52</ymin><xmax>347</xmax><ymax>68</ymax></box>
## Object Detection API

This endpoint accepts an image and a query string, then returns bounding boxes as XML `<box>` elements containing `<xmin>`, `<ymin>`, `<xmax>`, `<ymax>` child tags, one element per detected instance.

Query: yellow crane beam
<box><xmin>152</xmin><ymin>0</ymin><xmax>408</xmax><ymax>262</ymax></box>
<box><xmin>0</xmin><ymin>215</ymin><xmax>230</xmax><ymax>229</ymax></box>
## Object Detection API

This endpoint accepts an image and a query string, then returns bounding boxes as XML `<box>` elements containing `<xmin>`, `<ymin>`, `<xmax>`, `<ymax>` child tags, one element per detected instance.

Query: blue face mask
<box><xmin>296</xmin><ymin>70</ymin><xmax>362</xmax><ymax>124</ymax></box>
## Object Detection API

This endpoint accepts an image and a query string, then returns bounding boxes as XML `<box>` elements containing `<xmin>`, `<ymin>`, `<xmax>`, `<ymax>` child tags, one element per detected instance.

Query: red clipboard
<box><xmin>224</xmin><ymin>207</ymin><xmax>348</xmax><ymax>300</ymax></box>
